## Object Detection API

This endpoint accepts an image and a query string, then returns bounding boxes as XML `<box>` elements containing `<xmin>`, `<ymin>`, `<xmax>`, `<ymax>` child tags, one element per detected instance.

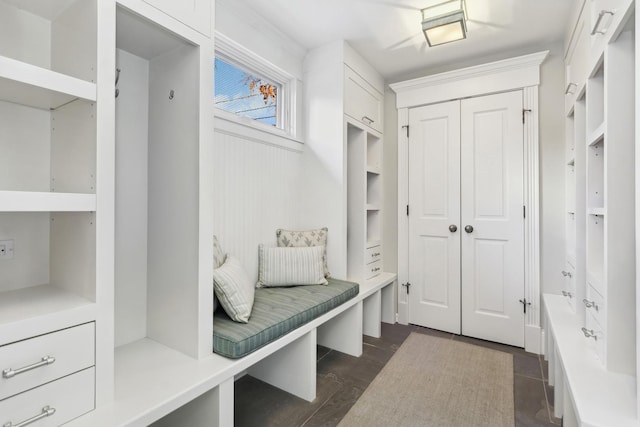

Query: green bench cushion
<box><xmin>213</xmin><ymin>278</ymin><xmax>359</xmax><ymax>358</ymax></box>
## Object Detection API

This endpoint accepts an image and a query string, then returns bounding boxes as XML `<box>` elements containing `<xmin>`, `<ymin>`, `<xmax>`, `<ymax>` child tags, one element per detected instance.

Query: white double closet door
<box><xmin>408</xmin><ymin>91</ymin><xmax>525</xmax><ymax>347</ymax></box>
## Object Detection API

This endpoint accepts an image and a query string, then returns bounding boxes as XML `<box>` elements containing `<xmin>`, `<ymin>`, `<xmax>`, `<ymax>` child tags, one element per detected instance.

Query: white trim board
<box><xmin>390</xmin><ymin>51</ymin><xmax>548</xmax><ymax>109</ymax></box>
<box><xmin>391</xmin><ymin>51</ymin><xmax>547</xmax><ymax>353</ymax></box>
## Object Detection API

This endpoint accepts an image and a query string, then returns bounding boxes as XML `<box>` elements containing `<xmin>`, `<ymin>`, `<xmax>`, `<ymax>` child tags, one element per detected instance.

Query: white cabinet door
<box><xmin>460</xmin><ymin>91</ymin><xmax>525</xmax><ymax>348</ymax></box>
<box><xmin>344</xmin><ymin>66</ymin><xmax>383</xmax><ymax>133</ymax></box>
<box><xmin>143</xmin><ymin>0</ymin><xmax>211</xmax><ymax>36</ymax></box>
<box><xmin>408</xmin><ymin>100</ymin><xmax>461</xmax><ymax>334</ymax></box>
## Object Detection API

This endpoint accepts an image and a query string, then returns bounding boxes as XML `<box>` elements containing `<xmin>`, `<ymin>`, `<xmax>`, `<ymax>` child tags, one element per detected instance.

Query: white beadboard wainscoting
<box><xmin>213</xmin><ymin>118</ymin><xmax>304</xmax><ymax>282</ymax></box>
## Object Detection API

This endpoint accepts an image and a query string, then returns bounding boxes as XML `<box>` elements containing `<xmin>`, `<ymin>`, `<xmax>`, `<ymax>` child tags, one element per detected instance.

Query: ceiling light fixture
<box><xmin>421</xmin><ymin>0</ymin><xmax>467</xmax><ymax>47</ymax></box>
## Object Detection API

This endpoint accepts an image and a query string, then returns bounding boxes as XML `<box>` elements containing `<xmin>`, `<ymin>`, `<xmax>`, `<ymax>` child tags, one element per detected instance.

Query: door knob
<box><xmin>449</xmin><ymin>225</ymin><xmax>457</xmax><ymax>232</ymax></box>
<box><xmin>464</xmin><ymin>225</ymin><xmax>474</xmax><ymax>233</ymax></box>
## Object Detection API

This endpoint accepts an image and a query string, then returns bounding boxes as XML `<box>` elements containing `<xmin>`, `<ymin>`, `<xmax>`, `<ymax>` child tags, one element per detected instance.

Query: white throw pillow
<box><xmin>257</xmin><ymin>245</ymin><xmax>328</xmax><ymax>288</ymax></box>
<box><xmin>213</xmin><ymin>255</ymin><xmax>255</xmax><ymax>323</ymax></box>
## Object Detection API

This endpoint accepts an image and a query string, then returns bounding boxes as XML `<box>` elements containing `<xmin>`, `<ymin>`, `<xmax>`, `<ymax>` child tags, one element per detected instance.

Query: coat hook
<box><xmin>169</xmin><ymin>90</ymin><xmax>175</xmax><ymax>100</ymax></box>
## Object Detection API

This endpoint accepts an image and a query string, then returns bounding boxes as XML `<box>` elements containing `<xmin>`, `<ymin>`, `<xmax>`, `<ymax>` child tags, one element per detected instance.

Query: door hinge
<box><xmin>402</xmin><ymin>125</ymin><xmax>409</xmax><ymax>138</ymax></box>
<box><xmin>523</xmin><ymin>205</ymin><xmax>526</xmax><ymax>218</ymax></box>
<box><xmin>406</xmin><ymin>205</ymin><xmax>409</xmax><ymax>216</ymax></box>
<box><xmin>402</xmin><ymin>282</ymin><xmax>411</xmax><ymax>294</ymax></box>
<box><xmin>522</xmin><ymin>109</ymin><xmax>532</xmax><ymax>124</ymax></box>
<box><xmin>519</xmin><ymin>298</ymin><xmax>532</xmax><ymax>314</ymax></box>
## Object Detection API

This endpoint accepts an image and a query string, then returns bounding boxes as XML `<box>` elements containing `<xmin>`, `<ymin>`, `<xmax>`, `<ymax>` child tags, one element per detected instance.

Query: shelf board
<box><xmin>587</xmin><ymin>207</ymin><xmax>606</xmax><ymax>216</ymax></box>
<box><xmin>543</xmin><ymin>295</ymin><xmax>637</xmax><ymax>427</ymax></box>
<box><xmin>0</xmin><ymin>191</ymin><xmax>96</xmax><ymax>212</ymax></box>
<box><xmin>366</xmin><ymin>165</ymin><xmax>381</xmax><ymax>175</ymax></box>
<box><xmin>366</xmin><ymin>239</ymin><xmax>382</xmax><ymax>249</ymax></box>
<box><xmin>0</xmin><ymin>55</ymin><xmax>96</xmax><ymax>110</ymax></box>
<box><xmin>587</xmin><ymin>122</ymin><xmax>605</xmax><ymax>147</ymax></box>
<box><xmin>366</xmin><ymin>204</ymin><xmax>380</xmax><ymax>211</ymax></box>
<box><xmin>0</xmin><ymin>284</ymin><xmax>95</xmax><ymax>344</ymax></box>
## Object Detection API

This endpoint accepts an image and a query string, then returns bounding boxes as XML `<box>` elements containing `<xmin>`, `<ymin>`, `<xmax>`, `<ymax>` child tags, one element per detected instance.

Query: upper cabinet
<box><xmin>344</xmin><ymin>66</ymin><xmax>384</xmax><ymax>134</ymax></box>
<box><xmin>143</xmin><ymin>0</ymin><xmax>212</xmax><ymax>36</ymax></box>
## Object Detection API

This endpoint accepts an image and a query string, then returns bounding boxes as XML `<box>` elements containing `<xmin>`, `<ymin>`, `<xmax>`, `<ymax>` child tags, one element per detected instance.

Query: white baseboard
<box><xmin>525</xmin><ymin>324</ymin><xmax>542</xmax><ymax>354</ymax></box>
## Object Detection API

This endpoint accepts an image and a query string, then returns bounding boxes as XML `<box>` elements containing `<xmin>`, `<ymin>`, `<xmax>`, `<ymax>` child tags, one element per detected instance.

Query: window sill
<box><xmin>214</xmin><ymin>109</ymin><xmax>304</xmax><ymax>152</ymax></box>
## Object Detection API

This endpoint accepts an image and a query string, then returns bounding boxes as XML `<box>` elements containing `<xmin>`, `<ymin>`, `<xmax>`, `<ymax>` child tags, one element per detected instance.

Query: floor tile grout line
<box><xmin>300</xmin><ymin>376</ymin><xmax>345</xmax><ymax>427</ymax></box>
<box><xmin>317</xmin><ymin>348</ymin><xmax>333</xmax><ymax>364</ymax></box>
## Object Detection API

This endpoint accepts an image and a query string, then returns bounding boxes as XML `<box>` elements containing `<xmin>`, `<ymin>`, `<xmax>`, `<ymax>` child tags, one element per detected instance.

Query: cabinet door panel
<box><xmin>345</xmin><ymin>66</ymin><xmax>383</xmax><ymax>133</ymax></box>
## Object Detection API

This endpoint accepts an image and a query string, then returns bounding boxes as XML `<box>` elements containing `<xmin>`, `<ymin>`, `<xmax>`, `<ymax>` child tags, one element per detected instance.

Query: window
<box><xmin>214</xmin><ymin>57</ymin><xmax>280</xmax><ymax>127</ymax></box>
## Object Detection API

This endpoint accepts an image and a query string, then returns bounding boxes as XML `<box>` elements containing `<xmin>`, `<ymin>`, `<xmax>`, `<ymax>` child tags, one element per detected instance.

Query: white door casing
<box><xmin>460</xmin><ymin>91</ymin><xmax>525</xmax><ymax>347</ymax></box>
<box><xmin>408</xmin><ymin>101</ymin><xmax>461</xmax><ymax>334</ymax></box>
<box><xmin>391</xmin><ymin>51</ymin><xmax>546</xmax><ymax>353</ymax></box>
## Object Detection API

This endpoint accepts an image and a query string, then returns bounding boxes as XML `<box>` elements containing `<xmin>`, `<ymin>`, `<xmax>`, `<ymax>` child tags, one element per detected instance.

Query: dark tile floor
<box><xmin>234</xmin><ymin>323</ymin><xmax>562</xmax><ymax>426</ymax></box>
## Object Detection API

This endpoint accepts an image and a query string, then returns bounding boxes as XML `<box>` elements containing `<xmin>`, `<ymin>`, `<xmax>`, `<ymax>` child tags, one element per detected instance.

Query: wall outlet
<box><xmin>0</xmin><ymin>239</ymin><xmax>14</xmax><ymax>260</ymax></box>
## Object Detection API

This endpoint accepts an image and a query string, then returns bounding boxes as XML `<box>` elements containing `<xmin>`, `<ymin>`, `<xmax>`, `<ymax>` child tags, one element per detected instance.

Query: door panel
<box><xmin>461</xmin><ymin>91</ymin><xmax>525</xmax><ymax>347</ymax></box>
<box><xmin>408</xmin><ymin>101</ymin><xmax>460</xmax><ymax>334</ymax></box>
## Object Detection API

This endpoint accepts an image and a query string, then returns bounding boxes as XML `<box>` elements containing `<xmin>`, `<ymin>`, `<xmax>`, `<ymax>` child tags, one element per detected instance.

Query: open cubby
<box><xmin>114</xmin><ymin>7</ymin><xmax>202</xmax><ymax>358</ymax></box>
<box><xmin>0</xmin><ymin>211</ymin><xmax>96</xmax><ymax>337</ymax></box>
<box><xmin>366</xmin><ymin>209</ymin><xmax>381</xmax><ymax>245</ymax></box>
<box><xmin>586</xmin><ymin>60</ymin><xmax>604</xmax><ymax>135</ymax></box>
<box><xmin>367</xmin><ymin>172</ymin><xmax>381</xmax><ymax>207</ymax></box>
<box><xmin>0</xmin><ymin>0</ymin><xmax>97</xmax><ymax>83</ymax></box>
<box><xmin>366</xmin><ymin>133</ymin><xmax>382</xmax><ymax>171</ymax></box>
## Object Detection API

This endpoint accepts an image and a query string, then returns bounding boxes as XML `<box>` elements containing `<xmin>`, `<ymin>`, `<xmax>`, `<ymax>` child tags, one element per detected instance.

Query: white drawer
<box><xmin>365</xmin><ymin>245</ymin><xmax>382</xmax><ymax>265</ymax></box>
<box><xmin>584</xmin><ymin>310</ymin><xmax>605</xmax><ymax>363</ymax></box>
<box><xmin>344</xmin><ymin>66</ymin><xmax>383</xmax><ymax>133</ymax></box>
<box><xmin>585</xmin><ymin>283</ymin><xmax>606</xmax><ymax>328</ymax></box>
<box><xmin>365</xmin><ymin>260</ymin><xmax>382</xmax><ymax>279</ymax></box>
<box><xmin>0</xmin><ymin>368</ymin><xmax>94</xmax><ymax>427</ymax></box>
<box><xmin>0</xmin><ymin>323</ymin><xmax>94</xmax><ymax>400</ymax></box>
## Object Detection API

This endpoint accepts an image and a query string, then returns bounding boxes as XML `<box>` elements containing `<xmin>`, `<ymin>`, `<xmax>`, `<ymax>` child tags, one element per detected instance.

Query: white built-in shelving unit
<box><xmin>546</xmin><ymin>0</ymin><xmax>637</xmax><ymax>425</ymax></box>
<box><xmin>0</xmin><ymin>0</ymin><xmax>106</xmax><ymax>424</ymax></box>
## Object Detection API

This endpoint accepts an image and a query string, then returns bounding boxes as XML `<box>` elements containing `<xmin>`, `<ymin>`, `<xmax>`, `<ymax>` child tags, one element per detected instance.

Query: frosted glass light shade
<box><xmin>421</xmin><ymin>0</ymin><xmax>467</xmax><ymax>47</ymax></box>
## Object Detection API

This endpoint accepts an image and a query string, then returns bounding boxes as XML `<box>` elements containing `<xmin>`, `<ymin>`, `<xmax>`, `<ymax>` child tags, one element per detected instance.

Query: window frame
<box><xmin>214</xmin><ymin>32</ymin><xmax>298</xmax><ymax>140</ymax></box>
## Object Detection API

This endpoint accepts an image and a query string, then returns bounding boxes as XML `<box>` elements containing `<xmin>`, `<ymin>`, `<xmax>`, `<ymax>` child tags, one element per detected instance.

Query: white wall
<box><xmin>537</xmin><ymin>43</ymin><xmax>566</xmax><ymax>298</ymax></box>
<box><xmin>384</xmin><ymin>41</ymin><xmax>566</xmax><ymax>298</ymax></box>
<box><xmin>114</xmin><ymin>48</ymin><xmax>149</xmax><ymax>348</ymax></box>
<box><xmin>213</xmin><ymin>0</ymin><xmax>306</xmax><ymax>280</ymax></box>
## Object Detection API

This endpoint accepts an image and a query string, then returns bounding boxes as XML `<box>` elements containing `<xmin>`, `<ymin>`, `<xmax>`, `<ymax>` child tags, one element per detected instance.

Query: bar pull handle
<box><xmin>565</xmin><ymin>83</ymin><xmax>577</xmax><ymax>95</ymax></box>
<box><xmin>3</xmin><ymin>406</ymin><xmax>56</xmax><ymax>427</ymax></box>
<box><xmin>591</xmin><ymin>10</ymin><xmax>614</xmax><ymax>35</ymax></box>
<box><xmin>371</xmin><ymin>252</ymin><xmax>381</xmax><ymax>257</ymax></box>
<box><xmin>581</xmin><ymin>327</ymin><xmax>597</xmax><ymax>340</ymax></box>
<box><xmin>582</xmin><ymin>298</ymin><xmax>599</xmax><ymax>312</ymax></box>
<box><xmin>362</xmin><ymin>116</ymin><xmax>374</xmax><ymax>125</ymax></box>
<box><xmin>3</xmin><ymin>356</ymin><xmax>56</xmax><ymax>379</ymax></box>
<box><xmin>561</xmin><ymin>270</ymin><xmax>572</xmax><ymax>278</ymax></box>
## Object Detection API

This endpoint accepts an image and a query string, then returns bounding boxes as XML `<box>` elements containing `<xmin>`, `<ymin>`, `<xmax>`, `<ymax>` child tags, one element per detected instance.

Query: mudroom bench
<box><xmin>66</xmin><ymin>273</ymin><xmax>396</xmax><ymax>427</ymax></box>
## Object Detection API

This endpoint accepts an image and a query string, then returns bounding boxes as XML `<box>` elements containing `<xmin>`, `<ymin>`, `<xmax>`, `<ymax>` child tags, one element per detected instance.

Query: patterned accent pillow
<box><xmin>257</xmin><ymin>245</ymin><xmax>328</xmax><ymax>288</ymax></box>
<box><xmin>276</xmin><ymin>227</ymin><xmax>330</xmax><ymax>277</ymax></box>
<box><xmin>213</xmin><ymin>255</ymin><xmax>255</xmax><ymax>323</ymax></box>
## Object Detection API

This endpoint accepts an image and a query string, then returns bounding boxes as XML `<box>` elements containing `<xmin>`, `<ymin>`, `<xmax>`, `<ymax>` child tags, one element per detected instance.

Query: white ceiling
<box><xmin>241</xmin><ymin>0</ymin><xmax>574</xmax><ymax>81</ymax></box>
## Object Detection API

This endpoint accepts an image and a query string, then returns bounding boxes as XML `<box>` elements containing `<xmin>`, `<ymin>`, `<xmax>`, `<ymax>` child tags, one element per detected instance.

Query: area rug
<box><xmin>338</xmin><ymin>332</ymin><xmax>514</xmax><ymax>427</ymax></box>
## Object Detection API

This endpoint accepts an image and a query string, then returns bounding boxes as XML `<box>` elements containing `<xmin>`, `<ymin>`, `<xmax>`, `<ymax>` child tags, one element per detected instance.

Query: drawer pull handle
<box><xmin>591</xmin><ymin>10</ymin><xmax>614</xmax><ymax>35</ymax></box>
<box><xmin>3</xmin><ymin>406</ymin><xmax>56</xmax><ymax>427</ymax></box>
<box><xmin>561</xmin><ymin>270</ymin><xmax>572</xmax><ymax>278</ymax></box>
<box><xmin>561</xmin><ymin>290</ymin><xmax>573</xmax><ymax>299</ymax></box>
<box><xmin>582</xmin><ymin>298</ymin><xmax>600</xmax><ymax>311</ymax></box>
<box><xmin>362</xmin><ymin>116</ymin><xmax>374</xmax><ymax>125</ymax></box>
<box><xmin>565</xmin><ymin>83</ymin><xmax>577</xmax><ymax>95</ymax></box>
<box><xmin>581</xmin><ymin>327</ymin><xmax>597</xmax><ymax>340</ymax></box>
<box><xmin>371</xmin><ymin>252</ymin><xmax>380</xmax><ymax>257</ymax></box>
<box><xmin>2</xmin><ymin>356</ymin><xmax>55</xmax><ymax>379</ymax></box>
<box><xmin>372</xmin><ymin>267</ymin><xmax>381</xmax><ymax>272</ymax></box>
